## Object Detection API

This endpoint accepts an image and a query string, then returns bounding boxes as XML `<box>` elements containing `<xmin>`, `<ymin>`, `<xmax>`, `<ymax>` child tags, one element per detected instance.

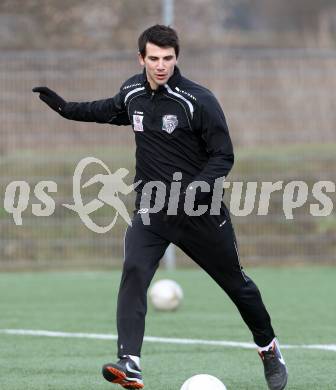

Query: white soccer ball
<box><xmin>180</xmin><ymin>374</ymin><xmax>227</xmax><ymax>390</ymax></box>
<box><xmin>149</xmin><ymin>279</ymin><xmax>183</xmax><ymax>311</ymax></box>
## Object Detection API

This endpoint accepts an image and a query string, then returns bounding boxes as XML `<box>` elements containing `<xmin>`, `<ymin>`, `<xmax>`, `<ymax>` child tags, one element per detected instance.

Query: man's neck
<box><xmin>148</xmin><ymin>80</ymin><xmax>159</xmax><ymax>91</ymax></box>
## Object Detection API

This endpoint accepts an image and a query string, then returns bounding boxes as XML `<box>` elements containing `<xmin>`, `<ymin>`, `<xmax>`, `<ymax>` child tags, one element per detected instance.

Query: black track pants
<box><xmin>116</xmin><ymin>205</ymin><xmax>275</xmax><ymax>357</ymax></box>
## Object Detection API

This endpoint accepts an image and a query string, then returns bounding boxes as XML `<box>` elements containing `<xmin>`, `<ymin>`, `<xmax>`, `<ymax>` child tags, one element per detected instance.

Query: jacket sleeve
<box><xmin>192</xmin><ymin>92</ymin><xmax>234</xmax><ymax>189</ymax></box>
<box><xmin>61</xmin><ymin>89</ymin><xmax>130</xmax><ymax>125</ymax></box>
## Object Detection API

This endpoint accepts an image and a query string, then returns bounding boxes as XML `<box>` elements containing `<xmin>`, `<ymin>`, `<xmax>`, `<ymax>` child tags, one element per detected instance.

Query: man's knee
<box><xmin>226</xmin><ymin>277</ymin><xmax>263</xmax><ymax>304</ymax></box>
<box><xmin>123</xmin><ymin>257</ymin><xmax>157</xmax><ymax>285</ymax></box>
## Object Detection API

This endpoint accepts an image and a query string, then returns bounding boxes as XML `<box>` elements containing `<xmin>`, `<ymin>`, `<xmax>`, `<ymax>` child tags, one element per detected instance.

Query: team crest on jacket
<box><xmin>162</xmin><ymin>115</ymin><xmax>178</xmax><ymax>134</ymax></box>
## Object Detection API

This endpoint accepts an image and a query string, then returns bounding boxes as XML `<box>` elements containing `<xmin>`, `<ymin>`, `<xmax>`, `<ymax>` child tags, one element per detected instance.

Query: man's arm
<box><xmin>168</xmin><ymin>92</ymin><xmax>233</xmax><ymax>213</ymax></box>
<box><xmin>32</xmin><ymin>86</ymin><xmax>130</xmax><ymax>125</ymax></box>
<box><xmin>192</xmin><ymin>92</ymin><xmax>234</xmax><ymax>191</ymax></box>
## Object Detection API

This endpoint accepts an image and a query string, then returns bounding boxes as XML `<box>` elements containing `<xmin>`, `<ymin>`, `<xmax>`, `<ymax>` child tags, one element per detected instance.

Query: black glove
<box><xmin>32</xmin><ymin>87</ymin><xmax>66</xmax><ymax>115</ymax></box>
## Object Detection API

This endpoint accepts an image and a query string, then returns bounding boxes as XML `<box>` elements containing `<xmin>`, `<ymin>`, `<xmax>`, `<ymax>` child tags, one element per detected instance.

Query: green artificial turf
<box><xmin>0</xmin><ymin>267</ymin><xmax>335</xmax><ymax>389</ymax></box>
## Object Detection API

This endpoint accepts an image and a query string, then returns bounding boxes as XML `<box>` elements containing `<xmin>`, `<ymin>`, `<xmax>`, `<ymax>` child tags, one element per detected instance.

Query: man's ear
<box><xmin>138</xmin><ymin>52</ymin><xmax>145</xmax><ymax>66</ymax></box>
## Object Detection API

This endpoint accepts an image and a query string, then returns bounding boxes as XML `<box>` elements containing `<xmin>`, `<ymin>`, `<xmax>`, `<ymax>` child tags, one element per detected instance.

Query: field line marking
<box><xmin>0</xmin><ymin>329</ymin><xmax>335</xmax><ymax>352</ymax></box>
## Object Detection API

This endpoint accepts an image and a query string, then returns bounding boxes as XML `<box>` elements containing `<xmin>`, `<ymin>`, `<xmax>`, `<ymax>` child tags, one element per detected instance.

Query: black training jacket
<box><xmin>61</xmin><ymin>66</ymin><xmax>234</xmax><ymax>200</ymax></box>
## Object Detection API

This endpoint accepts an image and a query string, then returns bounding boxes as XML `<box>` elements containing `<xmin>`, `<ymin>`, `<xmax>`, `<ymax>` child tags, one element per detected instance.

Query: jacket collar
<box><xmin>142</xmin><ymin>66</ymin><xmax>182</xmax><ymax>93</ymax></box>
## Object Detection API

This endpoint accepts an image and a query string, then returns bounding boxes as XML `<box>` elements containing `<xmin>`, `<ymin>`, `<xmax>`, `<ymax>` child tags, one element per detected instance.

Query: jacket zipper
<box><xmin>150</xmin><ymin>91</ymin><xmax>156</xmax><ymax>124</ymax></box>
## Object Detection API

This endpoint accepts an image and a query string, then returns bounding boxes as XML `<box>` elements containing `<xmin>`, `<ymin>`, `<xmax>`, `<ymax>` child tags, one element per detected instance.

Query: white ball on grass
<box><xmin>180</xmin><ymin>374</ymin><xmax>227</xmax><ymax>390</ymax></box>
<box><xmin>149</xmin><ymin>279</ymin><xmax>183</xmax><ymax>311</ymax></box>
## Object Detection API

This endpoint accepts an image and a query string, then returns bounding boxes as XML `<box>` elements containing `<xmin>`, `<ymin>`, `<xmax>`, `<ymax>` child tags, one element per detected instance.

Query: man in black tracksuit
<box><xmin>33</xmin><ymin>25</ymin><xmax>287</xmax><ymax>390</ymax></box>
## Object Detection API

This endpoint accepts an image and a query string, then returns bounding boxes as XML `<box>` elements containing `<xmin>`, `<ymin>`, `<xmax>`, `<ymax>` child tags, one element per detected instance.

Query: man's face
<box><xmin>139</xmin><ymin>42</ymin><xmax>177</xmax><ymax>90</ymax></box>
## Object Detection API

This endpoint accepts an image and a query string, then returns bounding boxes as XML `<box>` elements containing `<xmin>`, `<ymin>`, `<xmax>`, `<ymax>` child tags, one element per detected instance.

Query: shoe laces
<box><xmin>261</xmin><ymin>348</ymin><xmax>282</xmax><ymax>372</ymax></box>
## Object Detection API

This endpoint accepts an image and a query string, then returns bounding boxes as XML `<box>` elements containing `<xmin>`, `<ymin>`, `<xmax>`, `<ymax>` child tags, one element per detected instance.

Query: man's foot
<box><xmin>258</xmin><ymin>339</ymin><xmax>288</xmax><ymax>390</ymax></box>
<box><xmin>102</xmin><ymin>356</ymin><xmax>144</xmax><ymax>389</ymax></box>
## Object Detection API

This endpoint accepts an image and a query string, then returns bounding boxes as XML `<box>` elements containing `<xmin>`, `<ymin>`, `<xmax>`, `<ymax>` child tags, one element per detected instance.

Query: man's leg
<box><xmin>117</xmin><ymin>213</ymin><xmax>169</xmax><ymax>357</ymax></box>
<box><xmin>176</xmin><ymin>204</ymin><xmax>287</xmax><ymax>389</ymax></box>
<box><xmin>177</xmin><ymin>205</ymin><xmax>275</xmax><ymax>345</ymax></box>
<box><xmin>103</xmin><ymin>212</ymin><xmax>169</xmax><ymax>388</ymax></box>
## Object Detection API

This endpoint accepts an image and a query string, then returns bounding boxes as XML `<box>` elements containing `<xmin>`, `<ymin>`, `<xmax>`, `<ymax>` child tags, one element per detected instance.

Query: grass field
<box><xmin>1</xmin><ymin>267</ymin><xmax>335</xmax><ymax>389</ymax></box>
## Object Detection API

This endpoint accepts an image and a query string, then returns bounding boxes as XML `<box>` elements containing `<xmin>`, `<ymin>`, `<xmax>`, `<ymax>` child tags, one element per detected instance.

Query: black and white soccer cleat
<box><xmin>258</xmin><ymin>339</ymin><xmax>288</xmax><ymax>390</ymax></box>
<box><xmin>102</xmin><ymin>356</ymin><xmax>144</xmax><ymax>389</ymax></box>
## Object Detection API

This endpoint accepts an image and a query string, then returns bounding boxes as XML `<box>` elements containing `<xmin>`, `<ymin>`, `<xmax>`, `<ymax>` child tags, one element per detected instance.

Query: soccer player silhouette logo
<box><xmin>83</xmin><ymin>169</ymin><xmax>136</xmax><ymax>226</ymax></box>
<box><xmin>63</xmin><ymin>157</ymin><xmax>141</xmax><ymax>233</ymax></box>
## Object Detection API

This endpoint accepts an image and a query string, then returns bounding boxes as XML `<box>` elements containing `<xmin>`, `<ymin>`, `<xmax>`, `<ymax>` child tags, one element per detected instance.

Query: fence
<box><xmin>1</xmin><ymin>48</ymin><xmax>335</xmax><ymax>269</ymax></box>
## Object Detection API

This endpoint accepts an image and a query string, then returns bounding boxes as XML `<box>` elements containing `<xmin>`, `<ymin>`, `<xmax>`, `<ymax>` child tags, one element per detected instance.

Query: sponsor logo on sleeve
<box><xmin>133</xmin><ymin>114</ymin><xmax>144</xmax><ymax>132</ymax></box>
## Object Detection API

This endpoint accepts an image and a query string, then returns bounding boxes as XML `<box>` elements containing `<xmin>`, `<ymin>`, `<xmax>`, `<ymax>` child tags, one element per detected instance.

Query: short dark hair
<box><xmin>138</xmin><ymin>24</ymin><xmax>180</xmax><ymax>58</ymax></box>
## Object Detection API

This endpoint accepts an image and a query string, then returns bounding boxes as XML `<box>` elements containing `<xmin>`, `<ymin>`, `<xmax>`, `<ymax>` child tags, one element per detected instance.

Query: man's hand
<box><xmin>32</xmin><ymin>87</ymin><xmax>66</xmax><ymax>114</ymax></box>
